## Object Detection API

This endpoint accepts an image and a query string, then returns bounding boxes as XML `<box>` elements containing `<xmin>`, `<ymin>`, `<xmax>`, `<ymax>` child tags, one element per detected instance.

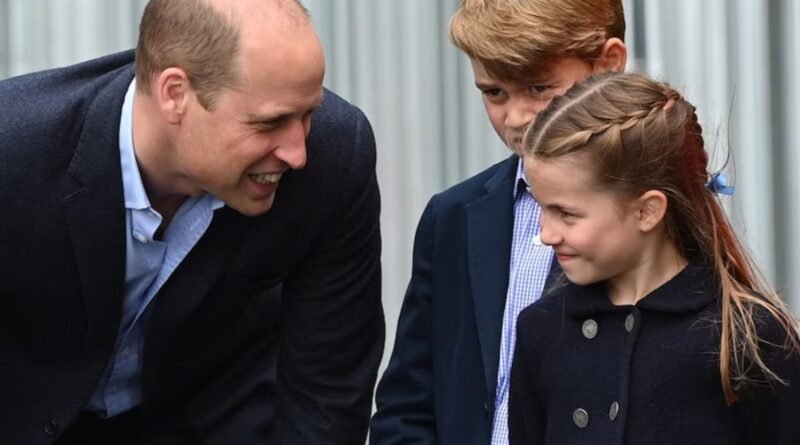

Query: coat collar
<box><xmin>565</xmin><ymin>261</ymin><xmax>719</xmax><ymax>318</ymax></box>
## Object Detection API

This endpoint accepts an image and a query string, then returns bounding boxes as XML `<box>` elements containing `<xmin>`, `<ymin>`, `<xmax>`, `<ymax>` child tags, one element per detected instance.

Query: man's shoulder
<box><xmin>0</xmin><ymin>50</ymin><xmax>134</xmax><ymax>134</ymax></box>
<box><xmin>0</xmin><ymin>50</ymin><xmax>134</xmax><ymax>96</ymax></box>
<box><xmin>312</xmin><ymin>88</ymin><xmax>368</xmax><ymax>129</ymax></box>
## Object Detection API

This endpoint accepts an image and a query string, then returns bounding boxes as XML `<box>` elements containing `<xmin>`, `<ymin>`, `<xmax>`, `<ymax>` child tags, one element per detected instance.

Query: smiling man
<box><xmin>0</xmin><ymin>0</ymin><xmax>383</xmax><ymax>444</ymax></box>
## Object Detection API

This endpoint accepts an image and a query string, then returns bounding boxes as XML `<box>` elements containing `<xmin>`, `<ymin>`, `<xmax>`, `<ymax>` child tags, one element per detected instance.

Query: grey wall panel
<box><xmin>0</xmin><ymin>1</ymin><xmax>797</xmax><ymax>386</ymax></box>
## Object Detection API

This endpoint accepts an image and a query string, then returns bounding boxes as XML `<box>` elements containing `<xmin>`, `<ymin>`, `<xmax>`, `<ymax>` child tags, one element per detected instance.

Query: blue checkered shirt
<box><xmin>490</xmin><ymin>159</ymin><xmax>554</xmax><ymax>445</ymax></box>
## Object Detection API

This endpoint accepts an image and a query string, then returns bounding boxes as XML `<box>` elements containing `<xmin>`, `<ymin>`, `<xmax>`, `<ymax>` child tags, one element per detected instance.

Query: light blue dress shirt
<box><xmin>490</xmin><ymin>159</ymin><xmax>554</xmax><ymax>445</ymax></box>
<box><xmin>87</xmin><ymin>79</ymin><xmax>224</xmax><ymax>417</ymax></box>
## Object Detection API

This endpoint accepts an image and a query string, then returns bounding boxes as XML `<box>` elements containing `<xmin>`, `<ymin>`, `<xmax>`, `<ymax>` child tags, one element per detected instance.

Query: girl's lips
<box><xmin>556</xmin><ymin>253</ymin><xmax>578</xmax><ymax>262</ymax></box>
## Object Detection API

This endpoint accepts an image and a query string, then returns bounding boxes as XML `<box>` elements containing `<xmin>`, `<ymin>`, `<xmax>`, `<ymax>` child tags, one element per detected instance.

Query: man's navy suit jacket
<box><xmin>0</xmin><ymin>51</ymin><xmax>384</xmax><ymax>445</ymax></box>
<box><xmin>371</xmin><ymin>155</ymin><xmax>558</xmax><ymax>444</ymax></box>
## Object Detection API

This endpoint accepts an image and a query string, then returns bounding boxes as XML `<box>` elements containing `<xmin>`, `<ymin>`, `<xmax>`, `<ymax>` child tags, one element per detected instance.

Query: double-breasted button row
<box><xmin>572</xmin><ymin>402</ymin><xmax>621</xmax><ymax>429</ymax></box>
<box><xmin>574</xmin><ymin>315</ymin><xmax>631</xmax><ymax>429</ymax></box>
<box><xmin>581</xmin><ymin>313</ymin><xmax>636</xmax><ymax>339</ymax></box>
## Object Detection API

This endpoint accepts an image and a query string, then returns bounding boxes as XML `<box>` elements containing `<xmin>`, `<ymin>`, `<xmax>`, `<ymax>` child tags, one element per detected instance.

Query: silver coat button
<box><xmin>582</xmin><ymin>319</ymin><xmax>598</xmax><ymax>339</ymax></box>
<box><xmin>573</xmin><ymin>408</ymin><xmax>589</xmax><ymax>428</ymax></box>
<box><xmin>609</xmin><ymin>402</ymin><xmax>620</xmax><ymax>421</ymax></box>
<box><xmin>625</xmin><ymin>313</ymin><xmax>635</xmax><ymax>332</ymax></box>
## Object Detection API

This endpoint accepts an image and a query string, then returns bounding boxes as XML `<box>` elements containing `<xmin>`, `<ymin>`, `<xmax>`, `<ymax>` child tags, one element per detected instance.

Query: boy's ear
<box><xmin>594</xmin><ymin>37</ymin><xmax>628</xmax><ymax>73</ymax></box>
<box><xmin>636</xmin><ymin>190</ymin><xmax>667</xmax><ymax>233</ymax></box>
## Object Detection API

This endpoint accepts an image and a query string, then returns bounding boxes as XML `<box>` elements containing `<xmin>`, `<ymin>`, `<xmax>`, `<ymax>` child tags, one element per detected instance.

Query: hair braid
<box><xmin>523</xmin><ymin>71</ymin><xmax>800</xmax><ymax>405</ymax></box>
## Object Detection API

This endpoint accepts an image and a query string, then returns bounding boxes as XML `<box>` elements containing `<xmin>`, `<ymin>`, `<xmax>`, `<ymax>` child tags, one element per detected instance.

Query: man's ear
<box><xmin>594</xmin><ymin>37</ymin><xmax>628</xmax><ymax>73</ymax></box>
<box><xmin>155</xmin><ymin>68</ymin><xmax>191</xmax><ymax>124</ymax></box>
<box><xmin>636</xmin><ymin>190</ymin><xmax>668</xmax><ymax>233</ymax></box>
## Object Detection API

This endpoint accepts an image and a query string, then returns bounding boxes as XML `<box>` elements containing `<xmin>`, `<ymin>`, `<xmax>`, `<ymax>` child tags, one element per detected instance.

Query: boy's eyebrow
<box><xmin>474</xmin><ymin>81</ymin><xmax>497</xmax><ymax>90</ymax></box>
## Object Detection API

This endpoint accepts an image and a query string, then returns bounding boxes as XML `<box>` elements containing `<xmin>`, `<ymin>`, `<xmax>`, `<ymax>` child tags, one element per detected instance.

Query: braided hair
<box><xmin>523</xmin><ymin>71</ymin><xmax>800</xmax><ymax>405</ymax></box>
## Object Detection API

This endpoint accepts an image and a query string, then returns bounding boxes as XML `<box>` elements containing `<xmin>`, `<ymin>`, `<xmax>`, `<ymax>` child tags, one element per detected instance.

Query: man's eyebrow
<box><xmin>244</xmin><ymin>113</ymin><xmax>288</xmax><ymax>124</ymax></box>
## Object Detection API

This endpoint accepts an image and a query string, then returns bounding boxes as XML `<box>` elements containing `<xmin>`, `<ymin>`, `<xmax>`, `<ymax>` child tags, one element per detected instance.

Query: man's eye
<box><xmin>257</xmin><ymin>120</ymin><xmax>282</xmax><ymax>131</ymax></box>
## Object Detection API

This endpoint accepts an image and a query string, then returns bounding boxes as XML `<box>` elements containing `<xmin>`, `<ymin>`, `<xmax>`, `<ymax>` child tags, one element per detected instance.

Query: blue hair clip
<box><xmin>706</xmin><ymin>172</ymin><xmax>735</xmax><ymax>196</ymax></box>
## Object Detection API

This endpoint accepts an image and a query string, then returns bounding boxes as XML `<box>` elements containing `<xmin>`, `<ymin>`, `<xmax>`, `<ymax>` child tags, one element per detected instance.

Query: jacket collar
<box><xmin>565</xmin><ymin>261</ymin><xmax>719</xmax><ymax>317</ymax></box>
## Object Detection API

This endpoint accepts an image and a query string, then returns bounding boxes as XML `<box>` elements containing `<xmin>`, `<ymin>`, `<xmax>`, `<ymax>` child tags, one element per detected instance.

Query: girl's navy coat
<box><xmin>509</xmin><ymin>263</ymin><xmax>800</xmax><ymax>445</ymax></box>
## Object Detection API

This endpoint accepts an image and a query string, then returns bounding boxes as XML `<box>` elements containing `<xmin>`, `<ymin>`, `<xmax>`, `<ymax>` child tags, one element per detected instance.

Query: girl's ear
<box><xmin>594</xmin><ymin>37</ymin><xmax>628</xmax><ymax>73</ymax></box>
<box><xmin>636</xmin><ymin>190</ymin><xmax>668</xmax><ymax>232</ymax></box>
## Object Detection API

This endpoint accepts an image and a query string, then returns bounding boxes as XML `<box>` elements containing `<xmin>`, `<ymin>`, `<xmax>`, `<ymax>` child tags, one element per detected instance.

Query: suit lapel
<box><xmin>62</xmin><ymin>69</ymin><xmax>133</xmax><ymax>352</ymax></box>
<box><xmin>466</xmin><ymin>156</ymin><xmax>518</xmax><ymax>414</ymax></box>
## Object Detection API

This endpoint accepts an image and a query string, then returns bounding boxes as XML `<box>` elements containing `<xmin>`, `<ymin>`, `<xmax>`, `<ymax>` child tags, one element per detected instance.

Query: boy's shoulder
<box><xmin>430</xmin><ymin>155</ymin><xmax>518</xmax><ymax>209</ymax></box>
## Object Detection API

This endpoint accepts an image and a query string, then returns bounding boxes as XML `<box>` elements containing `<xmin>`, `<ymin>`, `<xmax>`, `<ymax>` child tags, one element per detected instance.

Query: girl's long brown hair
<box><xmin>523</xmin><ymin>71</ymin><xmax>800</xmax><ymax>405</ymax></box>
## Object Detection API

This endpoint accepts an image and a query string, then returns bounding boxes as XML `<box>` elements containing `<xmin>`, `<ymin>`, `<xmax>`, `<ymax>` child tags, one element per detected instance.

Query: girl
<box><xmin>508</xmin><ymin>72</ymin><xmax>800</xmax><ymax>444</ymax></box>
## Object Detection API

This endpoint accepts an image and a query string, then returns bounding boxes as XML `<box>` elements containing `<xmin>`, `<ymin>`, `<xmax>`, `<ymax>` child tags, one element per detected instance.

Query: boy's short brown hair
<box><xmin>449</xmin><ymin>0</ymin><xmax>625</xmax><ymax>82</ymax></box>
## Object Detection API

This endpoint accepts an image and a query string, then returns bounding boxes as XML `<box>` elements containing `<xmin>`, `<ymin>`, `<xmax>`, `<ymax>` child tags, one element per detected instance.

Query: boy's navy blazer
<box><xmin>372</xmin><ymin>154</ymin><xmax>558</xmax><ymax>444</ymax></box>
<box><xmin>0</xmin><ymin>51</ymin><xmax>383</xmax><ymax>444</ymax></box>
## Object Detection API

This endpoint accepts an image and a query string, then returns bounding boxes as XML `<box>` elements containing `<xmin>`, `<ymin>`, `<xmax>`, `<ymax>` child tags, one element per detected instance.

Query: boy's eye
<box><xmin>482</xmin><ymin>88</ymin><xmax>504</xmax><ymax>98</ymax></box>
<box><xmin>529</xmin><ymin>84</ymin><xmax>552</xmax><ymax>95</ymax></box>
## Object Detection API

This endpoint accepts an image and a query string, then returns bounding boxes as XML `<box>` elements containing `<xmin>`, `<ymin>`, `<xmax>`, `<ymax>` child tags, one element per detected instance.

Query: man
<box><xmin>370</xmin><ymin>1</ymin><xmax>627</xmax><ymax>444</ymax></box>
<box><xmin>0</xmin><ymin>0</ymin><xmax>383</xmax><ymax>443</ymax></box>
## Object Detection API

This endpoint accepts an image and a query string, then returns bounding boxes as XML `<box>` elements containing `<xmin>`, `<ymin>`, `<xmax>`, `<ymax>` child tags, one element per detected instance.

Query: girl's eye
<box><xmin>560</xmin><ymin>210</ymin><xmax>577</xmax><ymax>220</ymax></box>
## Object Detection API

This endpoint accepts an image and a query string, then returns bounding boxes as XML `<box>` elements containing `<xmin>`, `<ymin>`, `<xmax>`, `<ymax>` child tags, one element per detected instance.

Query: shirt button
<box><xmin>581</xmin><ymin>319</ymin><xmax>598</xmax><ymax>339</ymax></box>
<box><xmin>133</xmin><ymin>231</ymin><xmax>148</xmax><ymax>244</ymax></box>
<box><xmin>609</xmin><ymin>402</ymin><xmax>620</xmax><ymax>421</ymax></box>
<box><xmin>625</xmin><ymin>313</ymin><xmax>635</xmax><ymax>332</ymax></box>
<box><xmin>573</xmin><ymin>408</ymin><xmax>589</xmax><ymax>428</ymax></box>
<box><xmin>43</xmin><ymin>419</ymin><xmax>58</xmax><ymax>437</ymax></box>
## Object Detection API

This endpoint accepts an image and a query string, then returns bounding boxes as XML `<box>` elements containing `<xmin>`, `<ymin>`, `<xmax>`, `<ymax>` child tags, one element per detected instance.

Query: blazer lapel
<box><xmin>62</xmin><ymin>71</ymin><xmax>132</xmax><ymax>353</ymax></box>
<box><xmin>466</xmin><ymin>156</ymin><xmax>518</xmax><ymax>414</ymax></box>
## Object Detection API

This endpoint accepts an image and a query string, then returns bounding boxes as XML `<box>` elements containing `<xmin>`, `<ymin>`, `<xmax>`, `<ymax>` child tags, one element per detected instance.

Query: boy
<box><xmin>371</xmin><ymin>1</ymin><xmax>627</xmax><ymax>444</ymax></box>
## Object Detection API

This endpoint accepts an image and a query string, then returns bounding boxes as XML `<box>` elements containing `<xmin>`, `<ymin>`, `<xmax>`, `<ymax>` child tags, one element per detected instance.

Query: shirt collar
<box><xmin>513</xmin><ymin>157</ymin><xmax>530</xmax><ymax>200</ymax></box>
<box><xmin>563</xmin><ymin>261</ymin><xmax>719</xmax><ymax>317</ymax></box>
<box><xmin>119</xmin><ymin>78</ymin><xmax>151</xmax><ymax>211</ymax></box>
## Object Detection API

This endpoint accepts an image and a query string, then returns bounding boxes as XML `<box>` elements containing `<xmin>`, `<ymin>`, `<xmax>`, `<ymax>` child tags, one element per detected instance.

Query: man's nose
<box><xmin>274</xmin><ymin>120</ymin><xmax>308</xmax><ymax>170</ymax></box>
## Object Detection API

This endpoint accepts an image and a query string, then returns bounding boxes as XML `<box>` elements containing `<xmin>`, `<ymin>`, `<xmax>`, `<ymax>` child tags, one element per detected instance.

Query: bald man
<box><xmin>0</xmin><ymin>0</ymin><xmax>383</xmax><ymax>443</ymax></box>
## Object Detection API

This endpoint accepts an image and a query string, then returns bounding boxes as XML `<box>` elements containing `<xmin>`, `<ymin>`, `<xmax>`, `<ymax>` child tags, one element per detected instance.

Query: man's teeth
<box><xmin>250</xmin><ymin>173</ymin><xmax>282</xmax><ymax>184</ymax></box>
